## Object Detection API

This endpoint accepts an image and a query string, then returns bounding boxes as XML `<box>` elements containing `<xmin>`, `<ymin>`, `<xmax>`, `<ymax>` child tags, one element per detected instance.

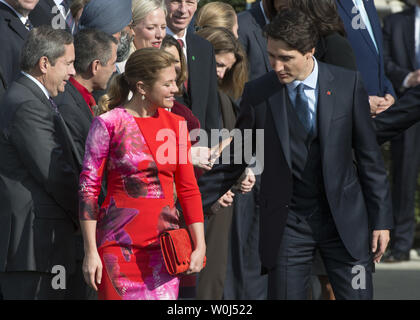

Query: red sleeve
<box><xmin>174</xmin><ymin>118</ymin><xmax>204</xmax><ymax>225</ymax></box>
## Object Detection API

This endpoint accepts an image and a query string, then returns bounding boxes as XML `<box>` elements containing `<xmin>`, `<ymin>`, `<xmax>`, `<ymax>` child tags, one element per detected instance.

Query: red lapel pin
<box><xmin>327</xmin><ymin>90</ymin><xmax>331</xmax><ymax>95</ymax></box>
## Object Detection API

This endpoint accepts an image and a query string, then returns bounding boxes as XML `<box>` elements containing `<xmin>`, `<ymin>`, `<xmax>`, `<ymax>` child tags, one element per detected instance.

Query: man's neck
<box><xmin>74</xmin><ymin>74</ymin><xmax>93</xmax><ymax>93</ymax></box>
<box><xmin>4</xmin><ymin>0</ymin><xmax>29</xmax><ymax>17</ymax></box>
<box><xmin>299</xmin><ymin>58</ymin><xmax>315</xmax><ymax>82</ymax></box>
<box><xmin>169</xmin><ymin>26</ymin><xmax>186</xmax><ymax>38</ymax></box>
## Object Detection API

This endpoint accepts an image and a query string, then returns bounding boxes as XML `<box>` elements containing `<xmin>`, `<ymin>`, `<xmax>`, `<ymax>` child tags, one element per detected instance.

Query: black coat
<box><xmin>185</xmin><ymin>31</ymin><xmax>220</xmax><ymax>132</ymax></box>
<box><xmin>198</xmin><ymin>62</ymin><xmax>393</xmax><ymax>271</ymax></box>
<box><xmin>54</xmin><ymin>81</ymin><xmax>94</xmax><ymax>170</ymax></box>
<box><xmin>237</xmin><ymin>1</ymin><xmax>271</xmax><ymax>81</ymax></box>
<box><xmin>29</xmin><ymin>0</ymin><xmax>73</xmax><ymax>32</ymax></box>
<box><xmin>0</xmin><ymin>75</ymin><xmax>79</xmax><ymax>273</ymax></box>
<box><xmin>0</xmin><ymin>3</ymin><xmax>29</xmax><ymax>90</ymax></box>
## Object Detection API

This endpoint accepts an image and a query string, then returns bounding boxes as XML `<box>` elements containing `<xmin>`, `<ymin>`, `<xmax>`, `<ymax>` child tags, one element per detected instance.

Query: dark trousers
<box><xmin>267</xmin><ymin>209</ymin><xmax>373</xmax><ymax>300</ymax></box>
<box><xmin>223</xmin><ymin>176</ymin><xmax>268</xmax><ymax>300</ymax></box>
<box><xmin>390</xmin><ymin>124</ymin><xmax>420</xmax><ymax>253</ymax></box>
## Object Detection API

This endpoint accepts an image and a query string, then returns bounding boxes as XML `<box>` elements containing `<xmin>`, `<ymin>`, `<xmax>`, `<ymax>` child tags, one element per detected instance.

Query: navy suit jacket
<box><xmin>382</xmin><ymin>6</ymin><xmax>416</xmax><ymax>95</ymax></box>
<box><xmin>237</xmin><ymin>1</ymin><xmax>271</xmax><ymax>81</ymax></box>
<box><xmin>336</xmin><ymin>0</ymin><xmax>396</xmax><ymax>97</ymax></box>
<box><xmin>0</xmin><ymin>3</ymin><xmax>29</xmax><ymax>90</ymax></box>
<box><xmin>198</xmin><ymin>62</ymin><xmax>393</xmax><ymax>271</ymax></box>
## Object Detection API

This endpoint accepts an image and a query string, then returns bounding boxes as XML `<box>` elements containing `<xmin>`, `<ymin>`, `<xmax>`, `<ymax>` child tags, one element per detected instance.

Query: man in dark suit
<box><xmin>0</xmin><ymin>65</ymin><xmax>6</xmax><ymax>100</ymax></box>
<box><xmin>0</xmin><ymin>26</ymin><xmax>81</xmax><ymax>299</ymax></box>
<box><xmin>29</xmin><ymin>0</ymin><xmax>75</xmax><ymax>33</ymax></box>
<box><xmin>198</xmin><ymin>10</ymin><xmax>393</xmax><ymax>300</ymax></box>
<box><xmin>165</xmin><ymin>0</ymin><xmax>220</xmax><ymax>133</ymax></box>
<box><xmin>381</xmin><ymin>3</ymin><xmax>420</xmax><ymax>262</ymax></box>
<box><xmin>237</xmin><ymin>0</ymin><xmax>287</xmax><ymax>81</ymax></box>
<box><xmin>336</xmin><ymin>0</ymin><xmax>396</xmax><ymax>115</ymax></box>
<box><xmin>55</xmin><ymin>28</ymin><xmax>118</xmax><ymax>168</ymax></box>
<box><xmin>0</xmin><ymin>0</ymin><xmax>39</xmax><ymax>92</ymax></box>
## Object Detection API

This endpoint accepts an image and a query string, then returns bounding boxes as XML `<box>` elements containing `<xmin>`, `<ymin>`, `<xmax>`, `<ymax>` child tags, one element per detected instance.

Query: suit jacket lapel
<box><xmin>317</xmin><ymin>63</ymin><xmax>335</xmax><ymax>163</ymax></box>
<box><xmin>0</xmin><ymin>4</ymin><xmax>28</xmax><ymax>41</ymax></box>
<box><xmin>337</xmin><ymin>0</ymin><xmax>378</xmax><ymax>58</ymax></box>
<box><xmin>185</xmin><ymin>33</ymin><xmax>203</xmax><ymax>119</ymax></box>
<box><xmin>267</xmin><ymin>76</ymin><xmax>291</xmax><ymax>168</ymax></box>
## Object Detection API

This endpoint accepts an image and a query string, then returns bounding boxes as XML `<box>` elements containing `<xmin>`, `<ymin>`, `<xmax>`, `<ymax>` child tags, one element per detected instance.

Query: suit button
<box><xmin>285</xmin><ymin>205</ymin><xmax>289</xmax><ymax>208</ymax></box>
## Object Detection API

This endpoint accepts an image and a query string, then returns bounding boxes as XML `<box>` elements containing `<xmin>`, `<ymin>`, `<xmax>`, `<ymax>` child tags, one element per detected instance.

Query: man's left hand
<box><xmin>371</xmin><ymin>230</ymin><xmax>390</xmax><ymax>263</ymax></box>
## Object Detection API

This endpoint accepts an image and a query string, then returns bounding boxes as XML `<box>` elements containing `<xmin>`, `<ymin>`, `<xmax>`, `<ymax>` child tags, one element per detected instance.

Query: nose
<box><xmin>178</xmin><ymin>1</ymin><xmax>187</xmax><ymax>14</ymax></box>
<box><xmin>156</xmin><ymin>27</ymin><xmax>162</xmax><ymax>39</ymax></box>
<box><xmin>69</xmin><ymin>63</ymin><xmax>76</xmax><ymax>77</ymax></box>
<box><xmin>217</xmin><ymin>68</ymin><xmax>226</xmax><ymax>80</ymax></box>
<box><xmin>272</xmin><ymin>60</ymin><xmax>284</xmax><ymax>73</ymax></box>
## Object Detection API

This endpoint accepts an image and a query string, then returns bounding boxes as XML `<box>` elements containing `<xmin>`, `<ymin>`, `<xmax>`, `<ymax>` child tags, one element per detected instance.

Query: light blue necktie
<box><xmin>354</xmin><ymin>0</ymin><xmax>378</xmax><ymax>53</ymax></box>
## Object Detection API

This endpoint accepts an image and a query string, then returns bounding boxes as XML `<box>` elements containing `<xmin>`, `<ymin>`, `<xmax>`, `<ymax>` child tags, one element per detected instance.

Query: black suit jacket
<box><xmin>383</xmin><ymin>7</ymin><xmax>416</xmax><ymax>95</ymax></box>
<box><xmin>0</xmin><ymin>3</ymin><xmax>29</xmax><ymax>89</ymax></box>
<box><xmin>198</xmin><ymin>62</ymin><xmax>393</xmax><ymax>271</ymax></box>
<box><xmin>0</xmin><ymin>64</ymin><xmax>6</xmax><ymax>100</ymax></box>
<box><xmin>184</xmin><ymin>31</ymin><xmax>220</xmax><ymax>133</ymax></box>
<box><xmin>0</xmin><ymin>75</ymin><xmax>79</xmax><ymax>273</ymax></box>
<box><xmin>237</xmin><ymin>1</ymin><xmax>271</xmax><ymax>81</ymax></box>
<box><xmin>54</xmin><ymin>81</ymin><xmax>94</xmax><ymax>170</ymax></box>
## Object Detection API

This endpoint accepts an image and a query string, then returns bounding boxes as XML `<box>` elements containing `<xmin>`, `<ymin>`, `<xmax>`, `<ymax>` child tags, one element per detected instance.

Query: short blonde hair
<box><xmin>195</xmin><ymin>2</ymin><xmax>236</xmax><ymax>32</ymax></box>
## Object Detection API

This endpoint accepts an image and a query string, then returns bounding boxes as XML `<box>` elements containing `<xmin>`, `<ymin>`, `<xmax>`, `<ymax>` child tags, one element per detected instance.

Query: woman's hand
<box><xmin>82</xmin><ymin>250</ymin><xmax>103</xmax><ymax>291</ymax></box>
<box><xmin>185</xmin><ymin>245</ymin><xmax>206</xmax><ymax>275</ymax></box>
<box><xmin>191</xmin><ymin>146</ymin><xmax>212</xmax><ymax>171</ymax></box>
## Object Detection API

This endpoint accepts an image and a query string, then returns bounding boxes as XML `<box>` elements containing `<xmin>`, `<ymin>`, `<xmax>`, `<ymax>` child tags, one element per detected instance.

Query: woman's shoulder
<box><xmin>97</xmin><ymin>107</ymin><xmax>128</xmax><ymax>123</ymax></box>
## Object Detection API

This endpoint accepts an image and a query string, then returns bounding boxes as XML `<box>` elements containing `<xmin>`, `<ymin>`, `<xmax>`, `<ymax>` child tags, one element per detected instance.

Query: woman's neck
<box><xmin>124</xmin><ymin>96</ymin><xmax>158</xmax><ymax>118</ymax></box>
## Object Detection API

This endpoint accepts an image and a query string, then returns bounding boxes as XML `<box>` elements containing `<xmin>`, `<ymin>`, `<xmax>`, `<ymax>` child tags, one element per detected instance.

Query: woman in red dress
<box><xmin>78</xmin><ymin>48</ymin><xmax>206</xmax><ymax>300</ymax></box>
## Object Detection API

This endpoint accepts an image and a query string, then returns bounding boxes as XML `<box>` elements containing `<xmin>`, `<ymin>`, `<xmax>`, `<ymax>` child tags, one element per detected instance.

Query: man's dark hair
<box><xmin>264</xmin><ymin>9</ymin><xmax>319</xmax><ymax>55</ymax></box>
<box><xmin>73</xmin><ymin>28</ymin><xmax>118</xmax><ymax>74</ymax></box>
<box><xmin>21</xmin><ymin>25</ymin><xmax>73</xmax><ymax>72</ymax></box>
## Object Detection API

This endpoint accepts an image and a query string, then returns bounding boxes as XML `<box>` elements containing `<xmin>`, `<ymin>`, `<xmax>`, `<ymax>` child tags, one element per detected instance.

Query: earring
<box><xmin>141</xmin><ymin>95</ymin><xmax>145</xmax><ymax>101</ymax></box>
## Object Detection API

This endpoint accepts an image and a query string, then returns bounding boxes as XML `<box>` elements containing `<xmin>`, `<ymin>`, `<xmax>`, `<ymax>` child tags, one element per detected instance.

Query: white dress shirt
<box><xmin>166</xmin><ymin>27</ymin><xmax>188</xmax><ymax>64</ymax></box>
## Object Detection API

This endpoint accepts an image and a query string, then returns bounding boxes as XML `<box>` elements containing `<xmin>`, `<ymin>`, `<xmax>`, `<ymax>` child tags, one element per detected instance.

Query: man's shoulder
<box><xmin>383</xmin><ymin>7</ymin><xmax>414</xmax><ymax>25</ymax></box>
<box><xmin>243</xmin><ymin>71</ymin><xmax>282</xmax><ymax>102</ymax></box>
<box><xmin>187</xmin><ymin>32</ymin><xmax>213</xmax><ymax>50</ymax></box>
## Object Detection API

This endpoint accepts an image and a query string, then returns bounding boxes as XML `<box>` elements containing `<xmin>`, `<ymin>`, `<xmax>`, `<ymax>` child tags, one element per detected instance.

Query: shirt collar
<box><xmin>259</xmin><ymin>1</ymin><xmax>270</xmax><ymax>25</ymax></box>
<box><xmin>166</xmin><ymin>27</ymin><xmax>188</xmax><ymax>44</ymax></box>
<box><xmin>69</xmin><ymin>76</ymin><xmax>96</xmax><ymax>110</ymax></box>
<box><xmin>286</xmin><ymin>57</ymin><xmax>319</xmax><ymax>92</ymax></box>
<box><xmin>21</xmin><ymin>71</ymin><xmax>51</xmax><ymax>99</ymax></box>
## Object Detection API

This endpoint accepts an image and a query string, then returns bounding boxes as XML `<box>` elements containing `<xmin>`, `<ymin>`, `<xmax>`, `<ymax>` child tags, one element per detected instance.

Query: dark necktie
<box><xmin>49</xmin><ymin>97</ymin><xmax>60</xmax><ymax>114</ymax></box>
<box><xmin>176</xmin><ymin>39</ymin><xmax>189</xmax><ymax>92</ymax></box>
<box><xmin>24</xmin><ymin>18</ymin><xmax>33</xmax><ymax>31</ymax></box>
<box><xmin>294</xmin><ymin>83</ymin><xmax>312</xmax><ymax>133</ymax></box>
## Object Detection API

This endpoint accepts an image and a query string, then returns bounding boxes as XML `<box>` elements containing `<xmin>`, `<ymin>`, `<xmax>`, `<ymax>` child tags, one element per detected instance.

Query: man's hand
<box><xmin>217</xmin><ymin>190</ymin><xmax>235</xmax><ymax>208</ymax></box>
<box><xmin>375</xmin><ymin>94</ymin><xmax>395</xmax><ymax>115</ymax></box>
<box><xmin>239</xmin><ymin>168</ymin><xmax>256</xmax><ymax>194</ymax></box>
<box><xmin>405</xmin><ymin>70</ymin><xmax>420</xmax><ymax>88</ymax></box>
<box><xmin>368</xmin><ymin>95</ymin><xmax>385</xmax><ymax>117</ymax></box>
<box><xmin>371</xmin><ymin>230</ymin><xmax>390</xmax><ymax>263</ymax></box>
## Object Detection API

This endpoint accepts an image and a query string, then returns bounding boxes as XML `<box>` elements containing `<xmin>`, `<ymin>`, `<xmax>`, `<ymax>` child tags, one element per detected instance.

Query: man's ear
<box><xmin>38</xmin><ymin>56</ymin><xmax>49</xmax><ymax>74</ymax></box>
<box><xmin>91</xmin><ymin>59</ymin><xmax>100</xmax><ymax>76</ymax></box>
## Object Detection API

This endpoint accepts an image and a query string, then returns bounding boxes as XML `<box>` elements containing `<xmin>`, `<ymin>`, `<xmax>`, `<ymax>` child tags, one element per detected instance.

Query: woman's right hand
<box><xmin>82</xmin><ymin>250</ymin><xmax>103</xmax><ymax>291</ymax></box>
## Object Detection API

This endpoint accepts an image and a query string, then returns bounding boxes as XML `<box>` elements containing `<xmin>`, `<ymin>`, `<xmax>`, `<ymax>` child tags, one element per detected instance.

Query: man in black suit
<box><xmin>381</xmin><ymin>2</ymin><xmax>420</xmax><ymax>262</ymax></box>
<box><xmin>198</xmin><ymin>10</ymin><xmax>393</xmax><ymax>300</ymax></box>
<box><xmin>55</xmin><ymin>28</ymin><xmax>118</xmax><ymax>168</ymax></box>
<box><xmin>0</xmin><ymin>26</ymin><xmax>81</xmax><ymax>299</ymax></box>
<box><xmin>29</xmin><ymin>0</ymin><xmax>75</xmax><ymax>33</ymax></box>
<box><xmin>0</xmin><ymin>0</ymin><xmax>39</xmax><ymax>92</ymax></box>
<box><xmin>165</xmin><ymin>0</ymin><xmax>220</xmax><ymax>133</ymax></box>
<box><xmin>0</xmin><ymin>65</ymin><xmax>6</xmax><ymax>100</ymax></box>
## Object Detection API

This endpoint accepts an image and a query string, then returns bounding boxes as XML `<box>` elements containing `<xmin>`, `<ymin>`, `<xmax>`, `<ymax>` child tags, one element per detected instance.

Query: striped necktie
<box><xmin>24</xmin><ymin>18</ymin><xmax>33</xmax><ymax>31</ymax></box>
<box><xmin>61</xmin><ymin>0</ymin><xmax>75</xmax><ymax>34</ymax></box>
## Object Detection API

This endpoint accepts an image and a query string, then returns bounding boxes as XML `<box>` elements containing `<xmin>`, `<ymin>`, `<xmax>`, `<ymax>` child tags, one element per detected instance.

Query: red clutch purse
<box><xmin>159</xmin><ymin>228</ymin><xmax>206</xmax><ymax>275</ymax></box>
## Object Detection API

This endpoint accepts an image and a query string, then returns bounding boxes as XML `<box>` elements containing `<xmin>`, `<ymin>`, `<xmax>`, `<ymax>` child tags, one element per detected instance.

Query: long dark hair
<box><xmin>288</xmin><ymin>0</ymin><xmax>346</xmax><ymax>37</ymax></box>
